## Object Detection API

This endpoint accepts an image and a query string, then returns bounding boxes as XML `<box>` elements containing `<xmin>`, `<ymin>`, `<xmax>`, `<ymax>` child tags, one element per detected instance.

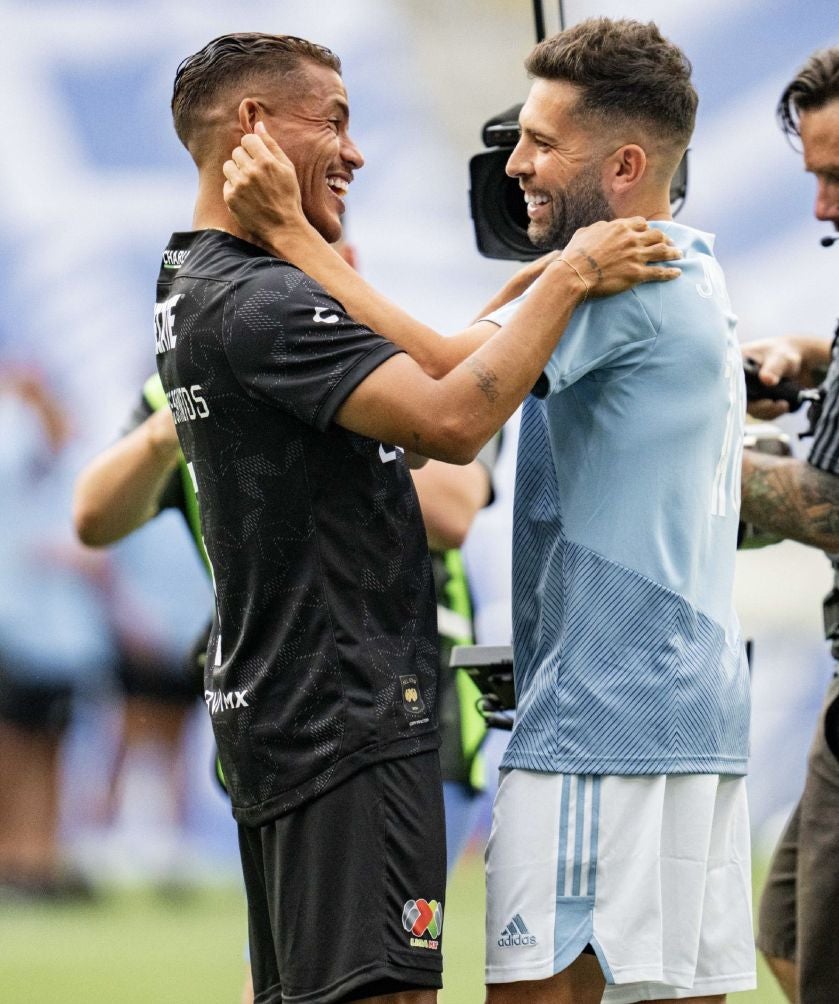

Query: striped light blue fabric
<box><xmin>552</xmin><ymin>775</ymin><xmax>606</xmax><ymax>978</ymax></box>
<box><xmin>505</xmin><ymin>396</ymin><xmax>749</xmax><ymax>775</ymax></box>
<box><xmin>491</xmin><ymin>222</ymin><xmax>750</xmax><ymax>777</ymax></box>
<box><xmin>555</xmin><ymin>775</ymin><xmax>601</xmax><ymax>898</ymax></box>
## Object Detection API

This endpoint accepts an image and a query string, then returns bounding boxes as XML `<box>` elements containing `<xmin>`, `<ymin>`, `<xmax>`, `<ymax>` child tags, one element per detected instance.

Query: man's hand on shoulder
<box><xmin>559</xmin><ymin>217</ymin><xmax>682</xmax><ymax>299</ymax></box>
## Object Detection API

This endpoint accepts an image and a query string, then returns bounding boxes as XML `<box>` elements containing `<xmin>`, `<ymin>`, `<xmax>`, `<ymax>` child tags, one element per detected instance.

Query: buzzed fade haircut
<box><xmin>525</xmin><ymin>17</ymin><xmax>697</xmax><ymax>150</ymax></box>
<box><xmin>778</xmin><ymin>46</ymin><xmax>839</xmax><ymax>139</ymax></box>
<box><xmin>172</xmin><ymin>32</ymin><xmax>341</xmax><ymax>152</ymax></box>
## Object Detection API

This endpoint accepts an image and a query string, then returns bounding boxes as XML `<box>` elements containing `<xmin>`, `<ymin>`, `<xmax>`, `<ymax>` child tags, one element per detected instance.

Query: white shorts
<box><xmin>485</xmin><ymin>770</ymin><xmax>756</xmax><ymax>1002</ymax></box>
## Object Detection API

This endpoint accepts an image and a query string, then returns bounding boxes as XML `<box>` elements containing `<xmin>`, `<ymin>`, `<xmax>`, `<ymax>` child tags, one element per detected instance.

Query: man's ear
<box><xmin>237</xmin><ymin>98</ymin><xmax>263</xmax><ymax>135</ymax></box>
<box><xmin>605</xmin><ymin>144</ymin><xmax>647</xmax><ymax>196</ymax></box>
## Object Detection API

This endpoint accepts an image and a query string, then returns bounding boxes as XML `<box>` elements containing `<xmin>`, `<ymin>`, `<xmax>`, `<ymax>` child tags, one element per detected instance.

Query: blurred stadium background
<box><xmin>1</xmin><ymin>0</ymin><xmax>837</xmax><ymax>1000</ymax></box>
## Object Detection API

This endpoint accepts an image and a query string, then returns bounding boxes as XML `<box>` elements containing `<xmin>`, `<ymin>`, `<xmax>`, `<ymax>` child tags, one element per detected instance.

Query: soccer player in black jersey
<box><xmin>159</xmin><ymin>32</ymin><xmax>681</xmax><ymax>1004</ymax></box>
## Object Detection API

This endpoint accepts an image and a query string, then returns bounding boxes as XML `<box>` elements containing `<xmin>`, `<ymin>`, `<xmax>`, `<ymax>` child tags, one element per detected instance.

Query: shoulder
<box><xmin>573</xmin><ymin>285</ymin><xmax>660</xmax><ymax>339</ymax></box>
<box><xmin>231</xmin><ymin>254</ymin><xmax>334</xmax><ymax>309</ymax></box>
<box><xmin>181</xmin><ymin>232</ymin><xmax>311</xmax><ymax>297</ymax></box>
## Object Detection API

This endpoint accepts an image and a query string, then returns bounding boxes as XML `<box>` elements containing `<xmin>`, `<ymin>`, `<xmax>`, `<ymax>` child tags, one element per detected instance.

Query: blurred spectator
<box><xmin>0</xmin><ymin>364</ymin><xmax>114</xmax><ymax>899</ymax></box>
<box><xmin>412</xmin><ymin>448</ymin><xmax>496</xmax><ymax>868</ymax></box>
<box><xmin>73</xmin><ymin>376</ymin><xmax>210</xmax><ymax>889</ymax></box>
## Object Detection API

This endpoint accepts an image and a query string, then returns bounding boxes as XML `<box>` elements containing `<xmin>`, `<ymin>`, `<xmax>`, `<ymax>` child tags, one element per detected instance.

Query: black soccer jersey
<box><xmin>154</xmin><ymin>230</ymin><xmax>439</xmax><ymax>826</ymax></box>
<box><xmin>809</xmin><ymin>320</ymin><xmax>839</xmax><ymax>477</ymax></box>
<box><xmin>808</xmin><ymin>320</ymin><xmax>839</xmax><ymax>659</ymax></box>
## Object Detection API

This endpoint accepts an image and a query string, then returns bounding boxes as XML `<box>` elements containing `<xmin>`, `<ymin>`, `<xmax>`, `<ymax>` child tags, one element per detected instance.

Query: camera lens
<box><xmin>469</xmin><ymin>148</ymin><xmax>540</xmax><ymax>261</ymax></box>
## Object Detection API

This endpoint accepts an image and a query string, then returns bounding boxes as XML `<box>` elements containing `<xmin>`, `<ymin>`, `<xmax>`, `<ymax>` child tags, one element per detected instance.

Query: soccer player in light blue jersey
<box><xmin>477</xmin><ymin>19</ymin><xmax>754</xmax><ymax>1004</ymax></box>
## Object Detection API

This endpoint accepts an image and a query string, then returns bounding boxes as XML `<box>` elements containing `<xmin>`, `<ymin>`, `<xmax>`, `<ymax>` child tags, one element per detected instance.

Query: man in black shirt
<box><xmin>740</xmin><ymin>47</ymin><xmax>839</xmax><ymax>1004</ymax></box>
<box><xmin>159</xmin><ymin>32</ymin><xmax>681</xmax><ymax>1004</ymax></box>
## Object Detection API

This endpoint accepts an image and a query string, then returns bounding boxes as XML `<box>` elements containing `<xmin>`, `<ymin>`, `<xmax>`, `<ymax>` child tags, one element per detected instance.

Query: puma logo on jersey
<box><xmin>379</xmin><ymin>443</ymin><xmax>405</xmax><ymax>464</ymax></box>
<box><xmin>204</xmin><ymin>689</ymin><xmax>250</xmax><ymax>714</ymax></box>
<box><xmin>313</xmin><ymin>306</ymin><xmax>339</xmax><ymax>324</ymax></box>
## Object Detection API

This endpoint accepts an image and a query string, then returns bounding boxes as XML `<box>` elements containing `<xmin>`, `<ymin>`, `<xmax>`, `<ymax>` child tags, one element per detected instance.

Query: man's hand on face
<box><xmin>559</xmin><ymin>217</ymin><xmax>682</xmax><ymax>298</ymax></box>
<box><xmin>223</xmin><ymin>122</ymin><xmax>309</xmax><ymax>248</ymax></box>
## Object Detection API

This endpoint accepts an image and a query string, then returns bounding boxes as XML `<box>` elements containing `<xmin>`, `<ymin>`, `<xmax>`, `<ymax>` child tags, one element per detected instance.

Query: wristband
<box><xmin>558</xmin><ymin>257</ymin><xmax>590</xmax><ymax>300</ymax></box>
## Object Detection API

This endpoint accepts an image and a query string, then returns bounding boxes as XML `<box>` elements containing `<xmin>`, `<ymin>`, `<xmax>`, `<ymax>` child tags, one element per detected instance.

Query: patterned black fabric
<box><xmin>155</xmin><ymin>230</ymin><xmax>439</xmax><ymax>826</ymax></box>
<box><xmin>808</xmin><ymin>320</ymin><xmax>839</xmax><ymax>475</ymax></box>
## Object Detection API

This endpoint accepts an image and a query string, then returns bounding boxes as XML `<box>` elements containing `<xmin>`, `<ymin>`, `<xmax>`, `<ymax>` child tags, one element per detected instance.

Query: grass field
<box><xmin>0</xmin><ymin>852</ymin><xmax>787</xmax><ymax>1003</ymax></box>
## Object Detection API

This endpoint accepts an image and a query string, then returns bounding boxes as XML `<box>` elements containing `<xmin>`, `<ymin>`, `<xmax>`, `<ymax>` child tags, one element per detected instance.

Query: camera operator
<box><xmin>740</xmin><ymin>46</ymin><xmax>839</xmax><ymax>1004</ymax></box>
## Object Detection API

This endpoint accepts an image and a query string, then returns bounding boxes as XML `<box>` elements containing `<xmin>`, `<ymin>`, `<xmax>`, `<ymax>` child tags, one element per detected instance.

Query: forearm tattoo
<box><xmin>467</xmin><ymin>357</ymin><xmax>500</xmax><ymax>403</ymax></box>
<box><xmin>741</xmin><ymin>452</ymin><xmax>839</xmax><ymax>551</ymax></box>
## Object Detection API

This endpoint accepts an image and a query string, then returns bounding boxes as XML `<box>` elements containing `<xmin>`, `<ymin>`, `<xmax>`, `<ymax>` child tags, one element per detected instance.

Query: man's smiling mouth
<box><xmin>327</xmin><ymin>176</ymin><xmax>349</xmax><ymax>197</ymax></box>
<box><xmin>524</xmin><ymin>191</ymin><xmax>550</xmax><ymax>217</ymax></box>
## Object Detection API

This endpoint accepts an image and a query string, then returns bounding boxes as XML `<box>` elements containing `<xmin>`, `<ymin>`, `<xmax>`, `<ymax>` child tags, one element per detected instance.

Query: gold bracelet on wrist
<box><xmin>557</xmin><ymin>257</ymin><xmax>590</xmax><ymax>301</ymax></box>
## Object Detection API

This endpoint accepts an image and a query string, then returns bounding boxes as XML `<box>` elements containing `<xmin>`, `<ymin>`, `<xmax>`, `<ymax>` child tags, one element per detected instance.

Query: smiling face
<box><xmin>799</xmin><ymin>98</ymin><xmax>839</xmax><ymax>232</ymax></box>
<box><xmin>260</xmin><ymin>60</ymin><xmax>363</xmax><ymax>243</ymax></box>
<box><xmin>506</xmin><ymin>78</ymin><xmax>614</xmax><ymax>250</ymax></box>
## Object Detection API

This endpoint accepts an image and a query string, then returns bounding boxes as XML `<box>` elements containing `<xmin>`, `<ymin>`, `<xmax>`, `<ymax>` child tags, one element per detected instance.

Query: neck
<box><xmin>612</xmin><ymin>186</ymin><xmax>673</xmax><ymax>223</ymax></box>
<box><xmin>645</xmin><ymin>205</ymin><xmax>674</xmax><ymax>221</ymax></box>
<box><xmin>192</xmin><ymin>167</ymin><xmax>250</xmax><ymax>239</ymax></box>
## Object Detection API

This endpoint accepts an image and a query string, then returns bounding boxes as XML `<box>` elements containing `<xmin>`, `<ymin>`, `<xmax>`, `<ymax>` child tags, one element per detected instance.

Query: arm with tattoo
<box><xmin>741</xmin><ymin>449</ymin><xmax>839</xmax><ymax>553</ymax></box>
<box><xmin>466</xmin><ymin>357</ymin><xmax>500</xmax><ymax>404</ymax></box>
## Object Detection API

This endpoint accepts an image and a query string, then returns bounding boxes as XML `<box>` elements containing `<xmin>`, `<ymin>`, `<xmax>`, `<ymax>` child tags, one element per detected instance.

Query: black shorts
<box><xmin>0</xmin><ymin>657</ymin><xmax>73</xmax><ymax>734</ymax></box>
<box><xmin>757</xmin><ymin>674</ymin><xmax>839</xmax><ymax>1001</ymax></box>
<box><xmin>238</xmin><ymin>750</ymin><xmax>447</xmax><ymax>1004</ymax></box>
<box><xmin>114</xmin><ymin>649</ymin><xmax>200</xmax><ymax>705</ymax></box>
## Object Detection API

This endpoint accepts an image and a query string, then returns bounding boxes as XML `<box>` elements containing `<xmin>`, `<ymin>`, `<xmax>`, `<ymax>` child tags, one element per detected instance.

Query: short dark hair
<box><xmin>777</xmin><ymin>47</ymin><xmax>839</xmax><ymax>139</ymax></box>
<box><xmin>525</xmin><ymin>17</ymin><xmax>697</xmax><ymax>150</ymax></box>
<box><xmin>172</xmin><ymin>33</ymin><xmax>341</xmax><ymax>150</ymax></box>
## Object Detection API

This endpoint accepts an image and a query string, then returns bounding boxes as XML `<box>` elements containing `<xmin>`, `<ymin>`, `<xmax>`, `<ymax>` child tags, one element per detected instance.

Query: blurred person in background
<box><xmin>740</xmin><ymin>46</ymin><xmax>839</xmax><ymax>1004</ymax></box>
<box><xmin>413</xmin><ymin>450</ymin><xmax>494</xmax><ymax>870</ymax></box>
<box><xmin>74</xmin><ymin>374</ymin><xmax>209</xmax><ymax>891</ymax></box>
<box><xmin>0</xmin><ymin>364</ymin><xmax>114</xmax><ymax>899</ymax></box>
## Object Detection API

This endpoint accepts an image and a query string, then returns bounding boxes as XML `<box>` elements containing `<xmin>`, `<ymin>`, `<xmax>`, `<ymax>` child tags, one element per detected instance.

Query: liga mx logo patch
<box><xmin>402</xmin><ymin>898</ymin><xmax>442</xmax><ymax>950</ymax></box>
<box><xmin>399</xmin><ymin>674</ymin><xmax>427</xmax><ymax>719</ymax></box>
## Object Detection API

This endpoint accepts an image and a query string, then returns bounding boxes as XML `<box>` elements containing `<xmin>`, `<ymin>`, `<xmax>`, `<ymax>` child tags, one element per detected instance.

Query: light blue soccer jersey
<box><xmin>484</xmin><ymin>221</ymin><xmax>749</xmax><ymax>775</ymax></box>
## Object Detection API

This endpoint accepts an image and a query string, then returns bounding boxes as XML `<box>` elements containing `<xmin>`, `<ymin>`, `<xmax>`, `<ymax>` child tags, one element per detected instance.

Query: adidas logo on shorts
<box><xmin>498</xmin><ymin>913</ymin><xmax>537</xmax><ymax>948</ymax></box>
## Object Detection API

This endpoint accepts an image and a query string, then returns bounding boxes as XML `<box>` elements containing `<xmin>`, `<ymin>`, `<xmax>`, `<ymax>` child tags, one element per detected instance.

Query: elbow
<box><xmin>72</xmin><ymin>492</ymin><xmax>112</xmax><ymax>548</ymax></box>
<box><xmin>436</xmin><ymin>516</ymin><xmax>471</xmax><ymax>549</ymax></box>
<box><xmin>73</xmin><ymin>512</ymin><xmax>105</xmax><ymax>548</ymax></box>
<box><xmin>421</xmin><ymin>417</ymin><xmax>482</xmax><ymax>466</ymax></box>
<box><xmin>73</xmin><ymin>507</ymin><xmax>105</xmax><ymax>547</ymax></box>
<box><xmin>421</xmin><ymin>358</ymin><xmax>452</xmax><ymax>381</ymax></box>
<box><xmin>419</xmin><ymin>340</ymin><xmax>462</xmax><ymax>381</ymax></box>
<box><xmin>438</xmin><ymin>442</ymin><xmax>479</xmax><ymax>466</ymax></box>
